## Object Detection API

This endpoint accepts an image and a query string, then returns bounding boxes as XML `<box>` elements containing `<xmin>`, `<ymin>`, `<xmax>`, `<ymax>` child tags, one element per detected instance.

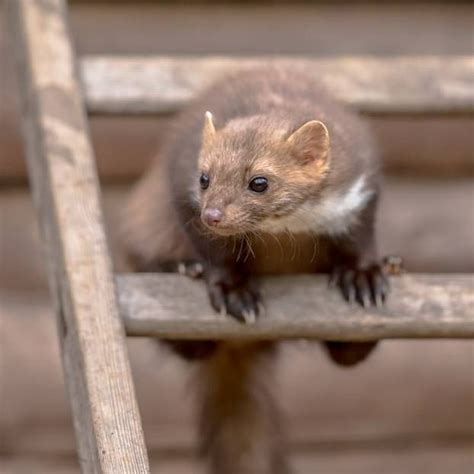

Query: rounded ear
<box><xmin>202</xmin><ymin>111</ymin><xmax>216</xmax><ymax>150</ymax></box>
<box><xmin>287</xmin><ymin>120</ymin><xmax>330</xmax><ymax>166</ymax></box>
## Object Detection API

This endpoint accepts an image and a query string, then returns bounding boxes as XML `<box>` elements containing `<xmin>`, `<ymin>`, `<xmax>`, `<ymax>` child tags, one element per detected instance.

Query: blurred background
<box><xmin>1</xmin><ymin>1</ymin><xmax>473</xmax><ymax>473</ymax></box>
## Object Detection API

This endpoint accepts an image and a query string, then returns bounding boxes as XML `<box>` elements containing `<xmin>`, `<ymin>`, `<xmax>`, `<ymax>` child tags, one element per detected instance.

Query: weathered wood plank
<box><xmin>118</xmin><ymin>274</ymin><xmax>474</xmax><ymax>340</ymax></box>
<box><xmin>7</xmin><ymin>1</ymin><xmax>150</xmax><ymax>472</ymax></box>
<box><xmin>80</xmin><ymin>56</ymin><xmax>474</xmax><ymax>115</ymax></box>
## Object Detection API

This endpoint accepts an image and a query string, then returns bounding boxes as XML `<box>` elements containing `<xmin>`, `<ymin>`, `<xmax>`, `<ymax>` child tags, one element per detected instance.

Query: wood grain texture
<box><xmin>7</xmin><ymin>1</ymin><xmax>150</xmax><ymax>472</ymax></box>
<box><xmin>118</xmin><ymin>274</ymin><xmax>474</xmax><ymax>340</ymax></box>
<box><xmin>80</xmin><ymin>56</ymin><xmax>474</xmax><ymax>115</ymax></box>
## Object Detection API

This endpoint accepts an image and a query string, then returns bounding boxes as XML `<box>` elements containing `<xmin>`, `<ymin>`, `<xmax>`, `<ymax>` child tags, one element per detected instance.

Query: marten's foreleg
<box><xmin>324</xmin><ymin>195</ymin><xmax>389</xmax><ymax>366</ymax></box>
<box><xmin>179</xmin><ymin>209</ymin><xmax>263</xmax><ymax>324</ymax></box>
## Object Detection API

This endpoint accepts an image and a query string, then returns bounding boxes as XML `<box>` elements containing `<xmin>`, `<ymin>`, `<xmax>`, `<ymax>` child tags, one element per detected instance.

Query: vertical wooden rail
<box><xmin>7</xmin><ymin>0</ymin><xmax>150</xmax><ymax>472</ymax></box>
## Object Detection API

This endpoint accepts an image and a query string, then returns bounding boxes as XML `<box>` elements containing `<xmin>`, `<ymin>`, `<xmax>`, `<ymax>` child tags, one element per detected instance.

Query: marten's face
<box><xmin>196</xmin><ymin>113</ymin><xmax>330</xmax><ymax>236</ymax></box>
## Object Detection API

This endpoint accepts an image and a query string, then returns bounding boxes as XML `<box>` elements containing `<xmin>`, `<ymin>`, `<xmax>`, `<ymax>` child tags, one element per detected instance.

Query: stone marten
<box><xmin>122</xmin><ymin>65</ymin><xmax>390</xmax><ymax>473</ymax></box>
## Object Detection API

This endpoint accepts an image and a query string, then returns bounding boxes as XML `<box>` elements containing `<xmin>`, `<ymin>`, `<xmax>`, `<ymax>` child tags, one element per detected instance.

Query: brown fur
<box><xmin>197</xmin><ymin>115</ymin><xmax>332</xmax><ymax>237</ymax></box>
<box><xmin>121</xmin><ymin>65</ymin><xmax>385</xmax><ymax>473</ymax></box>
<box><xmin>123</xmin><ymin>65</ymin><xmax>379</xmax><ymax>267</ymax></box>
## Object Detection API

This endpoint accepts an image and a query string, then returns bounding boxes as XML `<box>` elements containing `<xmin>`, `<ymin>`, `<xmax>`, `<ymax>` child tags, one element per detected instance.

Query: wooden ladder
<box><xmin>7</xmin><ymin>0</ymin><xmax>474</xmax><ymax>472</ymax></box>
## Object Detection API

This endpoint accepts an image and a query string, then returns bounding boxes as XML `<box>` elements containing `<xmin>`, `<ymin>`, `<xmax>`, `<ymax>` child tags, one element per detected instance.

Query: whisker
<box><xmin>253</xmin><ymin>230</ymin><xmax>268</xmax><ymax>252</ymax></box>
<box><xmin>270</xmin><ymin>232</ymin><xmax>284</xmax><ymax>260</ymax></box>
<box><xmin>244</xmin><ymin>233</ymin><xmax>256</xmax><ymax>261</ymax></box>
<box><xmin>282</xmin><ymin>228</ymin><xmax>295</xmax><ymax>262</ymax></box>
<box><xmin>283</xmin><ymin>212</ymin><xmax>321</xmax><ymax>264</ymax></box>
<box><xmin>236</xmin><ymin>237</ymin><xmax>245</xmax><ymax>262</ymax></box>
<box><xmin>310</xmin><ymin>233</ymin><xmax>319</xmax><ymax>263</ymax></box>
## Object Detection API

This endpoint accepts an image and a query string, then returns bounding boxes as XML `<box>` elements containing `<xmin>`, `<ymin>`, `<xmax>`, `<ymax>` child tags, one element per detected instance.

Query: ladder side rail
<box><xmin>6</xmin><ymin>1</ymin><xmax>150</xmax><ymax>472</ymax></box>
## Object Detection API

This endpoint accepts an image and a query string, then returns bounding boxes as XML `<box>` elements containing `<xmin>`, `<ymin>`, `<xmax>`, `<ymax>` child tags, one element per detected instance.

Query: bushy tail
<box><xmin>195</xmin><ymin>342</ymin><xmax>289</xmax><ymax>474</ymax></box>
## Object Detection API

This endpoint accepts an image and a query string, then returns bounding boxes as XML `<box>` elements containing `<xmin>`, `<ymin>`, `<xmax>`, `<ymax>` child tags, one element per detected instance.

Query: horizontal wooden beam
<box><xmin>118</xmin><ymin>273</ymin><xmax>474</xmax><ymax>340</ymax></box>
<box><xmin>80</xmin><ymin>56</ymin><xmax>474</xmax><ymax>115</ymax></box>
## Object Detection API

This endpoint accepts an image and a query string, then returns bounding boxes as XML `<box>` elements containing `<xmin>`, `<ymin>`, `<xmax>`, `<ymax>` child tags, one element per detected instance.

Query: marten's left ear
<box><xmin>287</xmin><ymin>120</ymin><xmax>330</xmax><ymax>166</ymax></box>
<box><xmin>202</xmin><ymin>111</ymin><xmax>217</xmax><ymax>150</ymax></box>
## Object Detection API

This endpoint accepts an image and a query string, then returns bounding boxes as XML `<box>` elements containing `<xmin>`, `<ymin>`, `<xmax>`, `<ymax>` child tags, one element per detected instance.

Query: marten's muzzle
<box><xmin>201</xmin><ymin>207</ymin><xmax>223</xmax><ymax>227</ymax></box>
<box><xmin>200</xmin><ymin>207</ymin><xmax>242</xmax><ymax>236</ymax></box>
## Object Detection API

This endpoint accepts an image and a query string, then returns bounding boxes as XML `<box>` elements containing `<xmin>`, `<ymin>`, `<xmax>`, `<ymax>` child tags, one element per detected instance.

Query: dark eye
<box><xmin>200</xmin><ymin>173</ymin><xmax>210</xmax><ymax>190</ymax></box>
<box><xmin>248</xmin><ymin>176</ymin><xmax>268</xmax><ymax>193</ymax></box>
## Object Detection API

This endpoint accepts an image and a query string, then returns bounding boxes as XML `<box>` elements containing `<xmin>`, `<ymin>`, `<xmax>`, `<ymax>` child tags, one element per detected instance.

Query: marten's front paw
<box><xmin>330</xmin><ymin>264</ymin><xmax>389</xmax><ymax>307</ymax></box>
<box><xmin>206</xmin><ymin>280</ymin><xmax>262</xmax><ymax>324</ymax></box>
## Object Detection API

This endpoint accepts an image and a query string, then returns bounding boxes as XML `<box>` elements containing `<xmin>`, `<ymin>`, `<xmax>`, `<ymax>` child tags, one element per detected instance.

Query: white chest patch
<box><xmin>261</xmin><ymin>174</ymin><xmax>375</xmax><ymax>236</ymax></box>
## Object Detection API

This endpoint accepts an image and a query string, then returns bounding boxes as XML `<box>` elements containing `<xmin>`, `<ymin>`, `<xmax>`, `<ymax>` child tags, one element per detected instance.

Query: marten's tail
<box><xmin>195</xmin><ymin>342</ymin><xmax>289</xmax><ymax>474</ymax></box>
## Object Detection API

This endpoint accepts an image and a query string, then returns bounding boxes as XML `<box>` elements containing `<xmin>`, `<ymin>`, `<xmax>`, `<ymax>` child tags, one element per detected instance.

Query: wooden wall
<box><xmin>1</xmin><ymin>2</ymin><xmax>473</xmax><ymax>182</ymax></box>
<box><xmin>1</xmin><ymin>2</ymin><xmax>473</xmax><ymax>472</ymax></box>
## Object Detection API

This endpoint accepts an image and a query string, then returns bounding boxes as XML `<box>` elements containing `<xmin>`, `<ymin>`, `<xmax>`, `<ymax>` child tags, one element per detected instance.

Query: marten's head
<box><xmin>196</xmin><ymin>111</ymin><xmax>331</xmax><ymax>236</ymax></box>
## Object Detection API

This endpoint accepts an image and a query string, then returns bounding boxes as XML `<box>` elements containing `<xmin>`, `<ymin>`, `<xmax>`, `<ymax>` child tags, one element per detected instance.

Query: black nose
<box><xmin>202</xmin><ymin>208</ymin><xmax>223</xmax><ymax>227</ymax></box>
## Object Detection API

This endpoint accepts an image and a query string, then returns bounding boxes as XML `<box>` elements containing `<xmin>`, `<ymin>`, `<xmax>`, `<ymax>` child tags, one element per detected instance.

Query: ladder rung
<box><xmin>117</xmin><ymin>273</ymin><xmax>474</xmax><ymax>340</ymax></box>
<box><xmin>80</xmin><ymin>56</ymin><xmax>474</xmax><ymax>116</ymax></box>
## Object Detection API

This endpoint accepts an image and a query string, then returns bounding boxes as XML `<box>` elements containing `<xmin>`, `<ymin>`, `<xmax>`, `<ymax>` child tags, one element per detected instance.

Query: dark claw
<box><xmin>369</xmin><ymin>270</ymin><xmax>389</xmax><ymax>306</ymax></box>
<box><xmin>340</xmin><ymin>269</ymin><xmax>356</xmax><ymax>304</ymax></box>
<box><xmin>354</xmin><ymin>271</ymin><xmax>371</xmax><ymax>308</ymax></box>
<box><xmin>207</xmin><ymin>278</ymin><xmax>262</xmax><ymax>324</ymax></box>
<box><xmin>226</xmin><ymin>287</ymin><xmax>260</xmax><ymax>323</ymax></box>
<box><xmin>331</xmin><ymin>263</ymin><xmax>390</xmax><ymax>308</ymax></box>
<box><xmin>208</xmin><ymin>283</ymin><xmax>227</xmax><ymax>315</ymax></box>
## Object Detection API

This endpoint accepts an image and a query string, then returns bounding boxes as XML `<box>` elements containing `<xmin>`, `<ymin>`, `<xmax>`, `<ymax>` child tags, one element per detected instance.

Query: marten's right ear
<box><xmin>202</xmin><ymin>111</ymin><xmax>216</xmax><ymax>150</ymax></box>
<box><xmin>287</xmin><ymin>120</ymin><xmax>330</xmax><ymax>167</ymax></box>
